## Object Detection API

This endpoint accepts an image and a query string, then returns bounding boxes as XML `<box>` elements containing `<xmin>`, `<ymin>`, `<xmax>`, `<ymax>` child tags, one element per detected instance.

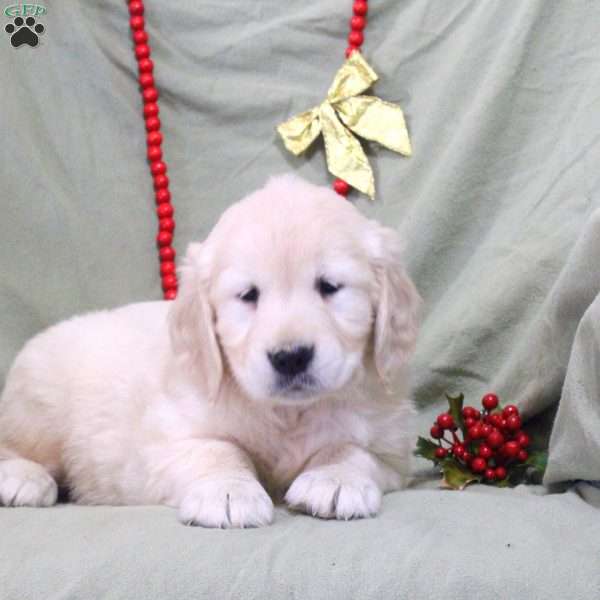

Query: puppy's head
<box><xmin>169</xmin><ymin>175</ymin><xmax>420</xmax><ymax>405</ymax></box>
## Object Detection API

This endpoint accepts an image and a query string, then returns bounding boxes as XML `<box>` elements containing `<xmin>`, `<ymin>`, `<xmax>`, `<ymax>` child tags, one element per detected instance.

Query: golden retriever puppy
<box><xmin>0</xmin><ymin>174</ymin><xmax>420</xmax><ymax>527</ymax></box>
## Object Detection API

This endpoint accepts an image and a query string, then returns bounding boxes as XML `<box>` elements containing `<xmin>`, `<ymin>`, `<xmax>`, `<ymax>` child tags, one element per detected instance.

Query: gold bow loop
<box><xmin>277</xmin><ymin>52</ymin><xmax>411</xmax><ymax>199</ymax></box>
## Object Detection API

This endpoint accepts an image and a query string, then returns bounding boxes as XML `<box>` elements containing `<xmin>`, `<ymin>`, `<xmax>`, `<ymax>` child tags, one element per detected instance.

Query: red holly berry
<box><xmin>505</xmin><ymin>415</ymin><xmax>521</xmax><ymax>431</ymax></box>
<box><xmin>487</xmin><ymin>430</ymin><xmax>504</xmax><ymax>449</ymax></box>
<box><xmin>484</xmin><ymin>468</ymin><xmax>496</xmax><ymax>481</ymax></box>
<box><xmin>435</xmin><ymin>447</ymin><xmax>448</xmax><ymax>459</ymax></box>
<box><xmin>464</xmin><ymin>417</ymin><xmax>475</xmax><ymax>428</ymax></box>
<box><xmin>481</xmin><ymin>424</ymin><xmax>492</xmax><ymax>437</ymax></box>
<box><xmin>452</xmin><ymin>444</ymin><xmax>465</xmax><ymax>459</ymax></box>
<box><xmin>482</xmin><ymin>393</ymin><xmax>499</xmax><ymax>410</ymax></box>
<box><xmin>502</xmin><ymin>405</ymin><xmax>519</xmax><ymax>418</ymax></box>
<box><xmin>489</xmin><ymin>414</ymin><xmax>503</xmax><ymax>428</ymax></box>
<box><xmin>471</xmin><ymin>457</ymin><xmax>486</xmax><ymax>473</ymax></box>
<box><xmin>430</xmin><ymin>425</ymin><xmax>443</xmax><ymax>439</ymax></box>
<box><xmin>516</xmin><ymin>432</ymin><xmax>530</xmax><ymax>448</ymax></box>
<box><xmin>503</xmin><ymin>441</ymin><xmax>520</xmax><ymax>458</ymax></box>
<box><xmin>437</xmin><ymin>413</ymin><xmax>455</xmax><ymax>430</ymax></box>
<box><xmin>517</xmin><ymin>450</ymin><xmax>528</xmax><ymax>462</ymax></box>
<box><xmin>462</xmin><ymin>452</ymin><xmax>472</xmax><ymax>464</ymax></box>
<box><xmin>462</xmin><ymin>406</ymin><xmax>476</xmax><ymax>419</ymax></box>
<box><xmin>472</xmin><ymin>409</ymin><xmax>481</xmax><ymax>421</ymax></box>
<box><xmin>468</xmin><ymin>424</ymin><xmax>483</xmax><ymax>439</ymax></box>
<box><xmin>478</xmin><ymin>444</ymin><xmax>493</xmax><ymax>459</ymax></box>
<box><xmin>495</xmin><ymin>466</ymin><xmax>507</xmax><ymax>480</ymax></box>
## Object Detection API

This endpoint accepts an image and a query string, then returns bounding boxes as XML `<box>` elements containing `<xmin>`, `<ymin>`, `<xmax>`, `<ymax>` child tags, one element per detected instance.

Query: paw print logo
<box><xmin>5</xmin><ymin>16</ymin><xmax>45</xmax><ymax>48</ymax></box>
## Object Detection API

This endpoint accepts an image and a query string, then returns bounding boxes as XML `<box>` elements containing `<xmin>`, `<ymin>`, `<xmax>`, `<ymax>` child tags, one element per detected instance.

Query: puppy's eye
<box><xmin>239</xmin><ymin>286</ymin><xmax>259</xmax><ymax>303</ymax></box>
<box><xmin>317</xmin><ymin>277</ymin><xmax>342</xmax><ymax>297</ymax></box>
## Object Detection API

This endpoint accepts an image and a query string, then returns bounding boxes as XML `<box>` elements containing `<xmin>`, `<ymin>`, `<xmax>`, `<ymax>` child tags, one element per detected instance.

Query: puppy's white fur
<box><xmin>0</xmin><ymin>175</ymin><xmax>420</xmax><ymax>527</ymax></box>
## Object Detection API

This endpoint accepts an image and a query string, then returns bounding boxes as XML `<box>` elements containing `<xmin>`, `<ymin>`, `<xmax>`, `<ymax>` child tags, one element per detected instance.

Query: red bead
<box><xmin>430</xmin><ymin>425</ymin><xmax>443</xmax><ymax>439</ymax></box>
<box><xmin>159</xmin><ymin>246</ymin><xmax>176</xmax><ymax>261</ymax></box>
<box><xmin>471</xmin><ymin>457</ymin><xmax>486</xmax><ymax>473</ymax></box>
<box><xmin>135</xmin><ymin>44</ymin><xmax>150</xmax><ymax>60</ymax></box>
<box><xmin>517</xmin><ymin>449</ymin><xmax>528</xmax><ymax>462</ymax></box>
<box><xmin>157</xmin><ymin>203</ymin><xmax>173</xmax><ymax>218</ymax></box>
<box><xmin>138</xmin><ymin>58</ymin><xmax>154</xmax><ymax>73</ymax></box>
<box><xmin>345</xmin><ymin>46</ymin><xmax>359</xmax><ymax>58</ymax></box>
<box><xmin>487</xmin><ymin>430</ymin><xmax>504</xmax><ymax>449</ymax></box>
<box><xmin>436</xmin><ymin>413</ymin><xmax>454</xmax><ymax>430</ymax></box>
<box><xmin>157</xmin><ymin>231</ymin><xmax>173</xmax><ymax>247</ymax></box>
<box><xmin>516</xmin><ymin>432</ymin><xmax>530</xmax><ymax>448</ymax></box>
<box><xmin>350</xmin><ymin>15</ymin><xmax>366</xmax><ymax>30</ymax></box>
<box><xmin>129</xmin><ymin>16</ymin><xmax>144</xmax><ymax>30</ymax></box>
<box><xmin>159</xmin><ymin>218</ymin><xmax>175</xmax><ymax>232</ymax></box>
<box><xmin>129</xmin><ymin>1</ymin><xmax>144</xmax><ymax>16</ymax></box>
<box><xmin>434</xmin><ymin>447</ymin><xmax>447</xmax><ymax>460</ymax></box>
<box><xmin>147</xmin><ymin>131</ymin><xmax>162</xmax><ymax>146</ymax></box>
<box><xmin>482</xmin><ymin>393</ymin><xmax>499</xmax><ymax>410</ymax></box>
<box><xmin>164</xmin><ymin>289</ymin><xmax>177</xmax><ymax>301</ymax></box>
<box><xmin>353</xmin><ymin>1</ymin><xmax>368</xmax><ymax>16</ymax></box>
<box><xmin>502</xmin><ymin>405</ymin><xmax>519</xmax><ymax>418</ymax></box>
<box><xmin>503</xmin><ymin>441</ymin><xmax>520</xmax><ymax>458</ymax></box>
<box><xmin>160</xmin><ymin>261</ymin><xmax>176</xmax><ymax>276</ymax></box>
<box><xmin>144</xmin><ymin>103</ymin><xmax>159</xmax><ymax>118</ymax></box>
<box><xmin>143</xmin><ymin>87</ymin><xmax>159</xmax><ymax>103</ymax></box>
<box><xmin>348</xmin><ymin>31</ymin><xmax>364</xmax><ymax>47</ymax></box>
<box><xmin>139</xmin><ymin>73</ymin><xmax>155</xmax><ymax>89</ymax></box>
<box><xmin>132</xmin><ymin>30</ymin><xmax>147</xmax><ymax>44</ymax></box>
<box><xmin>333</xmin><ymin>179</ymin><xmax>350</xmax><ymax>196</ymax></box>
<box><xmin>145</xmin><ymin>117</ymin><xmax>161</xmax><ymax>132</ymax></box>
<box><xmin>155</xmin><ymin>189</ymin><xmax>171</xmax><ymax>204</ymax></box>
<box><xmin>150</xmin><ymin>161</ymin><xmax>166</xmax><ymax>176</ymax></box>
<box><xmin>162</xmin><ymin>274</ymin><xmax>178</xmax><ymax>290</ymax></box>
<box><xmin>153</xmin><ymin>174</ymin><xmax>170</xmax><ymax>189</ymax></box>
<box><xmin>147</xmin><ymin>145</ymin><xmax>162</xmax><ymax>161</ymax></box>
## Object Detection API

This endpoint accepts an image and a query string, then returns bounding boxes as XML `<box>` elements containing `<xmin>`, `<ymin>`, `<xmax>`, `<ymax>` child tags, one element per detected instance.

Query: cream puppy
<box><xmin>0</xmin><ymin>174</ymin><xmax>420</xmax><ymax>527</ymax></box>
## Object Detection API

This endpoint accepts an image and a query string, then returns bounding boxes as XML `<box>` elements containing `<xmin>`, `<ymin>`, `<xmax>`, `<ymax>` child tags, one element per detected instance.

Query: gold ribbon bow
<box><xmin>277</xmin><ymin>52</ymin><xmax>411</xmax><ymax>199</ymax></box>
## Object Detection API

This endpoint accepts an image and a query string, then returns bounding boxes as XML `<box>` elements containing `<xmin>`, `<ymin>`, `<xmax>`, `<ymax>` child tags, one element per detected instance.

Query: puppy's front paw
<box><xmin>285</xmin><ymin>468</ymin><xmax>382</xmax><ymax>520</ymax></box>
<box><xmin>0</xmin><ymin>459</ymin><xmax>58</xmax><ymax>507</ymax></box>
<box><xmin>178</xmin><ymin>476</ymin><xmax>274</xmax><ymax>528</ymax></box>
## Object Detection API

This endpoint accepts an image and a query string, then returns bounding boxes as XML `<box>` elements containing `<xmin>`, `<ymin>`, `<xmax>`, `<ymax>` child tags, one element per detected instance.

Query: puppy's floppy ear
<box><xmin>168</xmin><ymin>242</ymin><xmax>223</xmax><ymax>401</ymax></box>
<box><xmin>369</xmin><ymin>226</ymin><xmax>421</xmax><ymax>382</ymax></box>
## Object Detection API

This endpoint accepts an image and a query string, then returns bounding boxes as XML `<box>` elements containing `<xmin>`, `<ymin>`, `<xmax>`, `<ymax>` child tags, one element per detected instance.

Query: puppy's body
<box><xmin>0</xmin><ymin>175</ymin><xmax>419</xmax><ymax>527</ymax></box>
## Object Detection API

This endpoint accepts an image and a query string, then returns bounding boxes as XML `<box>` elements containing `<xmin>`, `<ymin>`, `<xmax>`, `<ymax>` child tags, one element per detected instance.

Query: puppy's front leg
<box><xmin>285</xmin><ymin>444</ymin><xmax>403</xmax><ymax>520</ymax></box>
<box><xmin>152</xmin><ymin>439</ymin><xmax>273</xmax><ymax>528</ymax></box>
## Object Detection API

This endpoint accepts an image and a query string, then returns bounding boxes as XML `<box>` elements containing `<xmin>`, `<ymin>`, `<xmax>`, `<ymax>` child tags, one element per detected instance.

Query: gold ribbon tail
<box><xmin>319</xmin><ymin>102</ymin><xmax>375</xmax><ymax>199</ymax></box>
<box><xmin>335</xmin><ymin>96</ymin><xmax>412</xmax><ymax>156</ymax></box>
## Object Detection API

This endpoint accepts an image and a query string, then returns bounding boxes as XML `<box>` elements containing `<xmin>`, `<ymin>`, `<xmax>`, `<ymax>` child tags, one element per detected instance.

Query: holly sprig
<box><xmin>414</xmin><ymin>393</ymin><xmax>547</xmax><ymax>490</ymax></box>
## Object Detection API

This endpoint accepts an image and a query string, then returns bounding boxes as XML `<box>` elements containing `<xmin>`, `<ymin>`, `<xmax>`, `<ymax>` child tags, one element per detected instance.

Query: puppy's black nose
<box><xmin>268</xmin><ymin>346</ymin><xmax>314</xmax><ymax>377</ymax></box>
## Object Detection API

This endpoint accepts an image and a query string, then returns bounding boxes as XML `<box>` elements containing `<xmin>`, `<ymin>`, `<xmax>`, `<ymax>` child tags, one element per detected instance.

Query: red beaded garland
<box><xmin>337</xmin><ymin>0</ymin><xmax>369</xmax><ymax>197</ymax></box>
<box><xmin>130</xmin><ymin>0</ymin><xmax>369</xmax><ymax>296</ymax></box>
<box><xmin>128</xmin><ymin>0</ymin><xmax>178</xmax><ymax>299</ymax></box>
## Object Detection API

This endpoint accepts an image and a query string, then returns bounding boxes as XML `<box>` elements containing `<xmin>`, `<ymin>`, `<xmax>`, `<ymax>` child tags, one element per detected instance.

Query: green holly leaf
<box><xmin>414</xmin><ymin>436</ymin><xmax>438</xmax><ymax>461</ymax></box>
<box><xmin>445</xmin><ymin>392</ymin><xmax>466</xmax><ymax>436</ymax></box>
<box><xmin>441</xmin><ymin>458</ymin><xmax>480</xmax><ymax>490</ymax></box>
<box><xmin>525</xmin><ymin>450</ymin><xmax>547</xmax><ymax>475</ymax></box>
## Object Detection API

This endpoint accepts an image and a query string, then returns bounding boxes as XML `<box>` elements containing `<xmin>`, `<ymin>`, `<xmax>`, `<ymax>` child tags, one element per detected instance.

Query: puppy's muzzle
<box><xmin>267</xmin><ymin>345</ymin><xmax>314</xmax><ymax>377</ymax></box>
